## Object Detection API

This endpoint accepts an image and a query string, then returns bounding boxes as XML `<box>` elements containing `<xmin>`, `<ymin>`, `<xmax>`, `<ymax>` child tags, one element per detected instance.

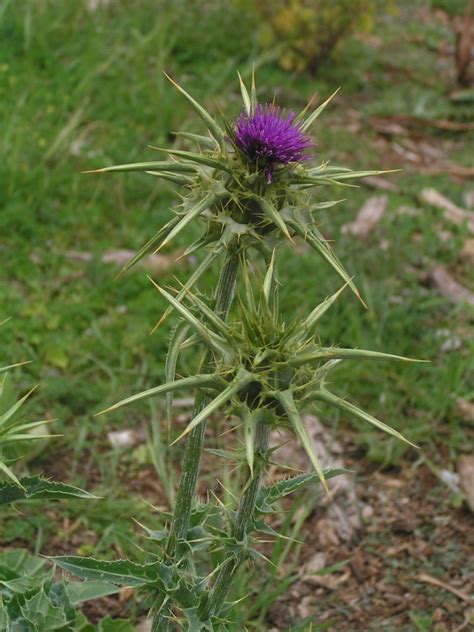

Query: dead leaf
<box><xmin>429</xmin><ymin>266</ymin><xmax>474</xmax><ymax>306</ymax></box>
<box><xmin>420</xmin><ymin>189</ymin><xmax>474</xmax><ymax>233</ymax></box>
<box><xmin>341</xmin><ymin>195</ymin><xmax>387</xmax><ymax>238</ymax></box>
<box><xmin>458</xmin><ymin>456</ymin><xmax>474</xmax><ymax>512</ymax></box>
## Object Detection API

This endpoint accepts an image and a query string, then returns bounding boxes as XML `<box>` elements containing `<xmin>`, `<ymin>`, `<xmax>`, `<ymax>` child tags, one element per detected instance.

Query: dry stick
<box><xmin>152</xmin><ymin>245</ymin><xmax>240</xmax><ymax>632</ymax></box>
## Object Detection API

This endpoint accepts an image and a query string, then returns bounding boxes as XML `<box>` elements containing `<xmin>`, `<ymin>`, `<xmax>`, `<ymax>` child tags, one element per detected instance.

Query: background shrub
<box><xmin>246</xmin><ymin>0</ymin><xmax>391</xmax><ymax>74</ymax></box>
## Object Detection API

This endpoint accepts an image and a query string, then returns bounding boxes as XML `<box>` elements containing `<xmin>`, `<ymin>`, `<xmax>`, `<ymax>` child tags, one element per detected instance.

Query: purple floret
<box><xmin>234</xmin><ymin>104</ymin><xmax>312</xmax><ymax>182</ymax></box>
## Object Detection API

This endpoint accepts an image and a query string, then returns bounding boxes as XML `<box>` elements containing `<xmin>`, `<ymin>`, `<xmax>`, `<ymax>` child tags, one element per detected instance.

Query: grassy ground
<box><xmin>1</xmin><ymin>1</ymin><xmax>473</xmax><ymax>630</ymax></box>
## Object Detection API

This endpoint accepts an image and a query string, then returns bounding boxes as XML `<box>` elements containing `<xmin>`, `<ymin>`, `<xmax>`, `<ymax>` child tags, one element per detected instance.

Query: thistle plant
<box><xmin>51</xmin><ymin>73</ymin><xmax>420</xmax><ymax>631</ymax></box>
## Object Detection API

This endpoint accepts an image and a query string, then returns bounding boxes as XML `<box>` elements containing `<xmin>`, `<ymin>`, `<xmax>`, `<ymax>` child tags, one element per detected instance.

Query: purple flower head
<box><xmin>234</xmin><ymin>104</ymin><xmax>312</xmax><ymax>182</ymax></box>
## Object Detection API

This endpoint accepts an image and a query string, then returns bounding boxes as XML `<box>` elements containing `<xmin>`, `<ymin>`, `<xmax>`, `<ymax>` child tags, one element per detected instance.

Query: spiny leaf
<box><xmin>259</xmin><ymin>468</ymin><xmax>347</xmax><ymax>506</ymax></box>
<box><xmin>263</xmin><ymin>250</ymin><xmax>276</xmax><ymax>305</ymax></box>
<box><xmin>243</xmin><ymin>408</ymin><xmax>257</xmax><ymax>475</ymax></box>
<box><xmin>0</xmin><ymin>475</ymin><xmax>99</xmax><ymax>504</ymax></box>
<box><xmin>205</xmin><ymin>448</ymin><xmax>240</xmax><ymax>462</ymax></box>
<box><xmin>83</xmin><ymin>160</ymin><xmax>197</xmax><ymax>174</ymax></box>
<box><xmin>240</xmin><ymin>259</ymin><xmax>257</xmax><ymax>315</ymax></box>
<box><xmin>155</xmin><ymin>190</ymin><xmax>229</xmax><ymax>252</ymax></box>
<box><xmin>275</xmin><ymin>390</ymin><xmax>329</xmax><ymax>493</ymax></box>
<box><xmin>294</xmin><ymin>92</ymin><xmax>318</xmax><ymax>123</ymax></box>
<box><xmin>0</xmin><ymin>361</ymin><xmax>30</xmax><ymax>376</ymax></box>
<box><xmin>291</xmin><ymin>175</ymin><xmax>358</xmax><ymax>188</ymax></box>
<box><xmin>0</xmin><ymin>386</ymin><xmax>36</xmax><ymax>428</ymax></box>
<box><xmin>66</xmin><ymin>581</ymin><xmax>120</xmax><ymax>605</ymax></box>
<box><xmin>250</xmin><ymin>65</ymin><xmax>257</xmax><ymax>114</ymax></box>
<box><xmin>50</xmin><ymin>556</ymin><xmax>163</xmax><ymax>587</ymax></box>
<box><xmin>308</xmin><ymin>164</ymin><xmax>351</xmax><ymax>174</ymax></box>
<box><xmin>116</xmin><ymin>214</ymin><xmax>181</xmax><ymax>277</ymax></box>
<box><xmin>303</xmin><ymin>282</ymin><xmax>350</xmax><ymax>330</ymax></box>
<box><xmin>97</xmin><ymin>374</ymin><xmax>223</xmax><ymax>415</ymax></box>
<box><xmin>250</xmin><ymin>194</ymin><xmax>293</xmax><ymax>241</ymax></box>
<box><xmin>326</xmin><ymin>169</ymin><xmax>400</xmax><ymax>181</ymax></box>
<box><xmin>291</xmin><ymin>347</ymin><xmax>426</xmax><ymax>366</ymax></box>
<box><xmin>300</xmin><ymin>88</ymin><xmax>341</xmax><ymax>133</ymax></box>
<box><xmin>175</xmin><ymin>287</ymin><xmax>231</xmax><ymax>340</ymax></box>
<box><xmin>152</xmin><ymin>247</ymin><xmax>221</xmax><ymax>331</ymax></box>
<box><xmin>1</xmin><ymin>433</ymin><xmax>56</xmax><ymax>443</ymax></box>
<box><xmin>0</xmin><ymin>460</ymin><xmax>24</xmax><ymax>489</ymax></box>
<box><xmin>165</xmin><ymin>322</ymin><xmax>190</xmax><ymax>428</ymax></box>
<box><xmin>157</xmin><ymin>148</ymin><xmax>231</xmax><ymax>173</ymax></box>
<box><xmin>291</xmin><ymin>221</ymin><xmax>364</xmax><ymax>305</ymax></box>
<box><xmin>164</xmin><ymin>72</ymin><xmax>225</xmax><ymax>146</ymax></box>
<box><xmin>172</xmin><ymin>371</ymin><xmax>254</xmax><ymax>445</ymax></box>
<box><xmin>237</xmin><ymin>70</ymin><xmax>251</xmax><ymax>115</ymax></box>
<box><xmin>316</xmin><ymin>389</ymin><xmax>418</xmax><ymax>447</ymax></box>
<box><xmin>145</xmin><ymin>171</ymin><xmax>194</xmax><ymax>185</ymax></box>
<box><xmin>2</xmin><ymin>418</ymin><xmax>54</xmax><ymax>434</ymax></box>
<box><xmin>308</xmin><ymin>199</ymin><xmax>345</xmax><ymax>214</ymax></box>
<box><xmin>173</xmin><ymin>131</ymin><xmax>218</xmax><ymax>150</ymax></box>
<box><xmin>149</xmin><ymin>280</ymin><xmax>229</xmax><ymax>355</ymax></box>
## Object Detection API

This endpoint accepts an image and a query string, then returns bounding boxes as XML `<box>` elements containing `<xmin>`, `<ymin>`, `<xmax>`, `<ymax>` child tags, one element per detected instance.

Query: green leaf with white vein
<box><xmin>50</xmin><ymin>557</ymin><xmax>166</xmax><ymax>588</ymax></box>
<box><xmin>0</xmin><ymin>475</ymin><xmax>98</xmax><ymax>504</ymax></box>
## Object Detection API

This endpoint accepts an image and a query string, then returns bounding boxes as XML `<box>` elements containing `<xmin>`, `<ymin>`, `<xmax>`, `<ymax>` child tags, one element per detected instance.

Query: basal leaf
<box><xmin>50</xmin><ymin>557</ymin><xmax>162</xmax><ymax>588</ymax></box>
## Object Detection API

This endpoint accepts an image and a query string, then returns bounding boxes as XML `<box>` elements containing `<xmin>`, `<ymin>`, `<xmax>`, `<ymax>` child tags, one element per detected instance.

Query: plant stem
<box><xmin>152</xmin><ymin>245</ymin><xmax>239</xmax><ymax>632</ymax></box>
<box><xmin>203</xmin><ymin>420</ymin><xmax>270</xmax><ymax>619</ymax></box>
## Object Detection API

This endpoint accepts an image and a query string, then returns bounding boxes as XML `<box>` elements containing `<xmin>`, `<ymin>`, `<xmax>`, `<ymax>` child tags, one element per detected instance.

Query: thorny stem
<box><xmin>152</xmin><ymin>245</ymin><xmax>239</xmax><ymax>632</ymax></box>
<box><xmin>202</xmin><ymin>421</ymin><xmax>270</xmax><ymax>619</ymax></box>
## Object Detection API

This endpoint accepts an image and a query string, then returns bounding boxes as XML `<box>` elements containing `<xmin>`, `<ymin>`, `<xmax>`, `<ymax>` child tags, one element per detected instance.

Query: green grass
<box><xmin>1</xmin><ymin>0</ymin><xmax>473</xmax><ymax>629</ymax></box>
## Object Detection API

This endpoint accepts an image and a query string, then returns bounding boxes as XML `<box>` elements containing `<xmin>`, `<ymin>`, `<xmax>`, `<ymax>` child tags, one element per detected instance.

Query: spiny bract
<box><xmin>104</xmin><ymin>261</ymin><xmax>420</xmax><ymax>488</ymax></box>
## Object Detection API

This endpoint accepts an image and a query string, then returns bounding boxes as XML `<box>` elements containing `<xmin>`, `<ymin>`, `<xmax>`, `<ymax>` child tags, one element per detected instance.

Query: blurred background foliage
<box><xmin>247</xmin><ymin>0</ymin><xmax>394</xmax><ymax>73</ymax></box>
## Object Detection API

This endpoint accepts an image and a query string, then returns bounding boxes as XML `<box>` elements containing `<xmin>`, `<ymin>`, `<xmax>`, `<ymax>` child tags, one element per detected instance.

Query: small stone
<box><xmin>107</xmin><ymin>429</ymin><xmax>144</xmax><ymax>449</ymax></box>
